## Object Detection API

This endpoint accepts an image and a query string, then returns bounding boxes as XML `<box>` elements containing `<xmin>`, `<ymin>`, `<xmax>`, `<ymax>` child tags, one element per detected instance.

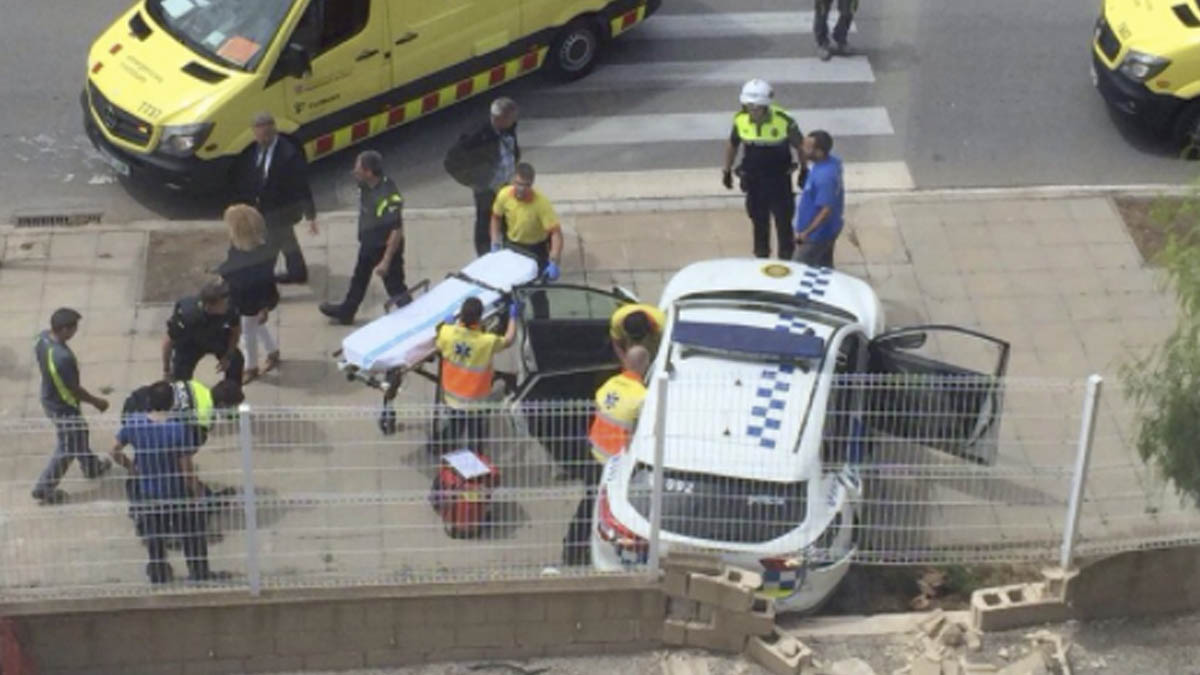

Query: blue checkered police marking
<box><xmin>744</xmin><ymin>267</ymin><xmax>835</xmax><ymax>449</ymax></box>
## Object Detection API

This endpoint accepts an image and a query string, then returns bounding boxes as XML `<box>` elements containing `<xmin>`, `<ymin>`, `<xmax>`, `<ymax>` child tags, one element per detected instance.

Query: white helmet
<box><xmin>739</xmin><ymin>78</ymin><xmax>773</xmax><ymax>106</ymax></box>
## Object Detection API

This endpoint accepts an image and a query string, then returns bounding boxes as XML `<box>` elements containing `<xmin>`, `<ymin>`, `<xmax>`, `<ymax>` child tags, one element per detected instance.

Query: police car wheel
<box><xmin>548</xmin><ymin>19</ymin><xmax>601</xmax><ymax>81</ymax></box>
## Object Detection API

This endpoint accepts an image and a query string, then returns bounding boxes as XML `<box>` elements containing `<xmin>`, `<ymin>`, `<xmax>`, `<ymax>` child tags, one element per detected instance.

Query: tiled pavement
<box><xmin>0</xmin><ymin>191</ymin><xmax>1194</xmax><ymax>599</ymax></box>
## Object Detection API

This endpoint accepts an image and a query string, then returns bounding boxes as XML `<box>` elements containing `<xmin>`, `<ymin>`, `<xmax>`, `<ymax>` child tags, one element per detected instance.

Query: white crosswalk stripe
<box><xmin>527</xmin><ymin>9</ymin><xmax>912</xmax><ymax>195</ymax></box>
<box><xmin>523</xmin><ymin>109</ymin><xmax>893</xmax><ymax>148</ymax></box>
<box><xmin>626</xmin><ymin>11</ymin><xmax>857</xmax><ymax>39</ymax></box>
<box><xmin>565</xmin><ymin>57</ymin><xmax>875</xmax><ymax>89</ymax></box>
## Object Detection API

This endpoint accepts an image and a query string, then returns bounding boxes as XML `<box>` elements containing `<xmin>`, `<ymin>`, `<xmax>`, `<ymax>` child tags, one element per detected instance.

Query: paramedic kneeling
<box><xmin>562</xmin><ymin>345</ymin><xmax>651</xmax><ymax>566</ymax></box>
<box><xmin>433</xmin><ymin>297</ymin><xmax>519</xmax><ymax>453</ymax></box>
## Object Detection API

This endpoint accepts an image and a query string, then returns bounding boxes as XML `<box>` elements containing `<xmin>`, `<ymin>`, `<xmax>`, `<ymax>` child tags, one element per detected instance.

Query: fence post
<box><xmin>1060</xmin><ymin>374</ymin><xmax>1103</xmax><ymax>571</ymax></box>
<box><xmin>647</xmin><ymin>371</ymin><xmax>669</xmax><ymax>573</ymax></box>
<box><xmin>238</xmin><ymin>402</ymin><xmax>261</xmax><ymax>595</ymax></box>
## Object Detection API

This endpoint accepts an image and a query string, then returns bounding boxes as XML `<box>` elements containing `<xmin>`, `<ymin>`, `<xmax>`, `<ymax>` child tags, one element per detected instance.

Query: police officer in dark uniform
<box><xmin>162</xmin><ymin>281</ymin><xmax>244</xmax><ymax>385</ymax></box>
<box><xmin>319</xmin><ymin>150</ymin><xmax>408</xmax><ymax>325</ymax></box>
<box><xmin>722</xmin><ymin>78</ymin><xmax>806</xmax><ymax>260</ymax></box>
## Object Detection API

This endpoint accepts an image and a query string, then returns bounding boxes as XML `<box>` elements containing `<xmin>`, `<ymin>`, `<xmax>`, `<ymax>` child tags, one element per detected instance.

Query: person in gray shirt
<box><xmin>31</xmin><ymin>308</ymin><xmax>111</xmax><ymax>504</ymax></box>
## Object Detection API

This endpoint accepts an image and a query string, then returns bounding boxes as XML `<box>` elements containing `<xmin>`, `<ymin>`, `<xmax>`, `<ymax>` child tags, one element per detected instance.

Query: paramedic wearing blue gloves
<box><xmin>488</xmin><ymin>162</ymin><xmax>562</xmax><ymax>281</ymax></box>
<box><xmin>792</xmin><ymin>130</ymin><xmax>845</xmax><ymax>269</ymax></box>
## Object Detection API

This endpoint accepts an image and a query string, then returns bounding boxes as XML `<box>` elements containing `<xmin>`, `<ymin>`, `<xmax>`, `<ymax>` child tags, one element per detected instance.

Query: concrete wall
<box><xmin>1068</xmin><ymin>545</ymin><xmax>1200</xmax><ymax>620</ymax></box>
<box><xmin>2</xmin><ymin>577</ymin><xmax>665</xmax><ymax>675</ymax></box>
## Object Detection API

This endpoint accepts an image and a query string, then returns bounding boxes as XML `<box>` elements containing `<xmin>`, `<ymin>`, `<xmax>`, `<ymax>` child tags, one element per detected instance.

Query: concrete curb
<box><xmin>3</xmin><ymin>182</ymin><xmax>1197</xmax><ymax>233</ymax></box>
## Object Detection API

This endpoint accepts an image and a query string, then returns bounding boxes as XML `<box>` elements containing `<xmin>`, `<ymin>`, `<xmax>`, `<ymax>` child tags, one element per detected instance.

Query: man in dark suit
<box><xmin>234</xmin><ymin>112</ymin><xmax>318</xmax><ymax>284</ymax></box>
<box><xmin>443</xmin><ymin>98</ymin><xmax>520</xmax><ymax>257</ymax></box>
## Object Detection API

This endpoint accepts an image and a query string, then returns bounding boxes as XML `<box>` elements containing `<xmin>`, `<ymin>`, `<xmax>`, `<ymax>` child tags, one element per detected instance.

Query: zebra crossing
<box><xmin>516</xmin><ymin>9</ymin><xmax>913</xmax><ymax>201</ymax></box>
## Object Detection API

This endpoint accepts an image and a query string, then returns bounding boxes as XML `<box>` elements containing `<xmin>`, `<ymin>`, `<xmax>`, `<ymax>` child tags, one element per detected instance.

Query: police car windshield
<box><xmin>676</xmin><ymin>291</ymin><xmax>856</xmax><ymax>326</ymax></box>
<box><xmin>146</xmin><ymin>0</ymin><xmax>294</xmax><ymax>71</ymax></box>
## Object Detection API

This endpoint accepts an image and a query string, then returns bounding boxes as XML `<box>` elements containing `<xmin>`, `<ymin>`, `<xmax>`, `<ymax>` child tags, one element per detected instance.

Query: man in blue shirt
<box><xmin>792</xmin><ymin>130</ymin><xmax>845</xmax><ymax>269</ymax></box>
<box><xmin>112</xmin><ymin>384</ymin><xmax>227</xmax><ymax>584</ymax></box>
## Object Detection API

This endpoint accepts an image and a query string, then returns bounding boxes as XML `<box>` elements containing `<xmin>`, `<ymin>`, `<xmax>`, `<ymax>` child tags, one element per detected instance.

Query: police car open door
<box><xmin>508</xmin><ymin>284</ymin><xmax>635</xmax><ymax>475</ymax></box>
<box><xmin>865</xmin><ymin>325</ymin><xmax>1010</xmax><ymax>465</ymax></box>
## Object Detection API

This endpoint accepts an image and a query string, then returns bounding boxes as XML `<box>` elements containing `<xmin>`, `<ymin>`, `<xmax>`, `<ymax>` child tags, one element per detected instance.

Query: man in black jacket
<box><xmin>234</xmin><ymin>112</ymin><xmax>318</xmax><ymax>284</ymax></box>
<box><xmin>443</xmin><ymin>98</ymin><xmax>520</xmax><ymax>257</ymax></box>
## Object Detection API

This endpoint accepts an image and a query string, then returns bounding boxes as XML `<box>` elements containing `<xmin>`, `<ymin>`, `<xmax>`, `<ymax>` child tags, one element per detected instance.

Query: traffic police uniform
<box><xmin>730</xmin><ymin>103</ymin><xmax>803</xmax><ymax>260</ymax></box>
<box><xmin>434</xmin><ymin>320</ymin><xmax>506</xmax><ymax>451</ymax></box>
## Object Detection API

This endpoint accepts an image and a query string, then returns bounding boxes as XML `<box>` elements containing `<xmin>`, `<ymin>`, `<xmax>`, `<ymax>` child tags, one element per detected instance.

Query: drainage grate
<box><xmin>12</xmin><ymin>210</ymin><xmax>104</xmax><ymax>228</ymax></box>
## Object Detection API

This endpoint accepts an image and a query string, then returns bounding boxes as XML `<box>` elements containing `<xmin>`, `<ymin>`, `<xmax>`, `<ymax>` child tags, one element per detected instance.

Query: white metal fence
<box><xmin>0</xmin><ymin>374</ymin><xmax>1196</xmax><ymax>603</ymax></box>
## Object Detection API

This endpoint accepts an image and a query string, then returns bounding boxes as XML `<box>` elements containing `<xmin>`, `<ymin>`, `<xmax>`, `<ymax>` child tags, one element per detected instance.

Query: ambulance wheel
<box><xmin>547</xmin><ymin>19</ymin><xmax>602</xmax><ymax>81</ymax></box>
<box><xmin>1173</xmin><ymin>101</ymin><xmax>1200</xmax><ymax>159</ymax></box>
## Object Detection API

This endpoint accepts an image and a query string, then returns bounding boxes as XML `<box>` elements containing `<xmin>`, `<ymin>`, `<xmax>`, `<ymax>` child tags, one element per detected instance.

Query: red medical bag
<box><xmin>429</xmin><ymin>449</ymin><xmax>499</xmax><ymax>538</ymax></box>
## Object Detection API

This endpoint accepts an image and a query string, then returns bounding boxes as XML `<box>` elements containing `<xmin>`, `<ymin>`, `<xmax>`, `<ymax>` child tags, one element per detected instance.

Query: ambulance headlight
<box><xmin>1118</xmin><ymin>50</ymin><xmax>1169</xmax><ymax>82</ymax></box>
<box><xmin>159</xmin><ymin>123</ymin><xmax>213</xmax><ymax>157</ymax></box>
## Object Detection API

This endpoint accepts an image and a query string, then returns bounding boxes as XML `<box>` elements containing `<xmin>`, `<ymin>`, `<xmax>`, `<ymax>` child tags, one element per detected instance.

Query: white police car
<box><xmin>573</xmin><ymin>259</ymin><xmax>1010</xmax><ymax>613</ymax></box>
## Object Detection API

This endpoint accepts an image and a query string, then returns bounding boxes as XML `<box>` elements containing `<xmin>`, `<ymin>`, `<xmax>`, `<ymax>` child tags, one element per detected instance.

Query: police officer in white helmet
<box><xmin>722</xmin><ymin>79</ymin><xmax>806</xmax><ymax>260</ymax></box>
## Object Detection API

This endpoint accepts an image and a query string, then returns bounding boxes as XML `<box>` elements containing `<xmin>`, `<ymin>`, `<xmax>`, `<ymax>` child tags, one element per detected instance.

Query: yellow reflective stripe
<box><xmin>189</xmin><ymin>380</ymin><xmax>214</xmax><ymax>428</ymax></box>
<box><xmin>304</xmin><ymin>47</ymin><xmax>549</xmax><ymax>160</ymax></box>
<box><xmin>375</xmin><ymin>193</ymin><xmax>403</xmax><ymax>217</ymax></box>
<box><xmin>44</xmin><ymin>342</ymin><xmax>78</xmax><ymax>408</ymax></box>
<box><xmin>609</xmin><ymin>5</ymin><xmax>648</xmax><ymax>38</ymax></box>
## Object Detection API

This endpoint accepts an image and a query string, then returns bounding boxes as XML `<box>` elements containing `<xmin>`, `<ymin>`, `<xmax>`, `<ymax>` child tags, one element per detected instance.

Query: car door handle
<box><xmin>356</xmin><ymin>48</ymin><xmax>379</xmax><ymax>61</ymax></box>
<box><xmin>394</xmin><ymin>31</ymin><xmax>419</xmax><ymax>45</ymax></box>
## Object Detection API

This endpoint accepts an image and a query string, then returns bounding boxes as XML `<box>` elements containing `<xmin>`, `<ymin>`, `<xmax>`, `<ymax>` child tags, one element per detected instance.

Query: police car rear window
<box><xmin>627</xmin><ymin>463</ymin><xmax>807</xmax><ymax>544</ymax></box>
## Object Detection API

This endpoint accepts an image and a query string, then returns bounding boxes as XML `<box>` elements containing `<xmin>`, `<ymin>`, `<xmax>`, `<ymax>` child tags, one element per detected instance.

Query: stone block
<box><xmin>275</xmin><ymin>604</ymin><xmax>335</xmax><ymax>635</ymax></box>
<box><xmin>662</xmin><ymin>618</ymin><xmax>687</xmax><ymax>646</ymax></box>
<box><xmin>515</xmin><ymin>620</ymin><xmax>577</xmax><ymax>648</ymax></box>
<box><xmin>455</xmin><ymin>622</ymin><xmax>516</xmax><ymax>648</ymax></box>
<box><xmin>713</xmin><ymin>595</ymin><xmax>776</xmax><ymax>638</ymax></box>
<box><xmin>687</xmin><ymin>567</ymin><xmax>761</xmax><ymax>612</ymax></box>
<box><xmin>364</xmin><ymin>648</ymin><xmax>425</xmax><ymax>668</ymax></box>
<box><xmin>970</xmin><ymin>583</ymin><xmax>1072</xmax><ymax>632</ymax></box>
<box><xmin>744</xmin><ymin>629</ymin><xmax>813</xmax><ymax>675</ymax></box>
<box><xmin>641</xmin><ymin>591</ymin><xmax>667</xmax><ymax>619</ymax></box>
<box><xmin>605</xmin><ymin>590</ymin><xmax>641</xmax><ymax>618</ymax></box>
<box><xmin>181</xmin><ymin>659</ymin><xmax>244</xmax><ymax>675</ymax></box>
<box><xmin>663</xmin><ymin>568</ymin><xmax>689</xmax><ymax>598</ymax></box>
<box><xmin>239</xmin><ymin>655</ymin><xmax>305</xmax><ymax>674</ymax></box>
<box><xmin>684</xmin><ymin>619</ymin><xmax>745</xmax><ymax>654</ymax></box>
<box><xmin>661</xmin><ymin>551</ymin><xmax>723</xmax><ymax>576</ymax></box>
<box><xmin>274</xmin><ymin>629</ymin><xmax>339</xmax><ymax>657</ymax></box>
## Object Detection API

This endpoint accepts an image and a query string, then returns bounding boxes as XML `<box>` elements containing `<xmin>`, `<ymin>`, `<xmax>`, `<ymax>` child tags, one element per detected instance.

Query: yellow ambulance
<box><xmin>1092</xmin><ymin>0</ymin><xmax>1200</xmax><ymax>149</ymax></box>
<box><xmin>82</xmin><ymin>0</ymin><xmax>659</xmax><ymax>191</ymax></box>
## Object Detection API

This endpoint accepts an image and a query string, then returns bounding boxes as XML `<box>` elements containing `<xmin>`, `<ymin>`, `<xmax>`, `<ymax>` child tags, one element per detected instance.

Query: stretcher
<box><xmin>333</xmin><ymin>249</ymin><xmax>540</xmax><ymax>403</ymax></box>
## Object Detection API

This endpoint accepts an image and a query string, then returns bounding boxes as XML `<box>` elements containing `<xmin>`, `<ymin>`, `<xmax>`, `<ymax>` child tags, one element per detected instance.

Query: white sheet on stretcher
<box><xmin>340</xmin><ymin>249</ymin><xmax>539</xmax><ymax>373</ymax></box>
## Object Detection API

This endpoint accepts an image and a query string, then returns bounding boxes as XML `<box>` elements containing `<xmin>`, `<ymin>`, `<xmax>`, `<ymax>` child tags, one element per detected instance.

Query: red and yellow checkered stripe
<box><xmin>609</xmin><ymin>5</ymin><xmax>648</xmax><ymax>38</ymax></box>
<box><xmin>304</xmin><ymin>46</ymin><xmax>550</xmax><ymax>160</ymax></box>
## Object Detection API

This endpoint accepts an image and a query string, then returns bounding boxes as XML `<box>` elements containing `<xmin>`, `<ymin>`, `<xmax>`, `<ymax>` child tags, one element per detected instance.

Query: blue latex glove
<box><xmin>490</xmin><ymin>242</ymin><xmax>501</xmax><ymax>253</ymax></box>
<box><xmin>545</xmin><ymin>261</ymin><xmax>560</xmax><ymax>281</ymax></box>
<box><xmin>509</xmin><ymin>300</ymin><xmax>522</xmax><ymax>319</ymax></box>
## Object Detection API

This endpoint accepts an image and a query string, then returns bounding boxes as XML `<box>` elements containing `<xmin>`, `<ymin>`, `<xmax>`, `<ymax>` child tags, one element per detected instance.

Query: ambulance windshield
<box><xmin>146</xmin><ymin>0</ymin><xmax>295</xmax><ymax>71</ymax></box>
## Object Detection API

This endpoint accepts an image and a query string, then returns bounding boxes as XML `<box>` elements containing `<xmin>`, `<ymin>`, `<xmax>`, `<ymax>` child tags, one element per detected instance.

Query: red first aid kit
<box><xmin>428</xmin><ymin>449</ymin><xmax>499</xmax><ymax>538</ymax></box>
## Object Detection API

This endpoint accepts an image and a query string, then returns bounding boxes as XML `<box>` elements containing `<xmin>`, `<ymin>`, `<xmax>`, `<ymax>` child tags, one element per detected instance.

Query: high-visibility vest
<box><xmin>35</xmin><ymin>334</ymin><xmax>78</xmax><ymax>409</ymax></box>
<box><xmin>437</xmin><ymin>322</ymin><xmax>503</xmax><ymax>409</ymax></box>
<box><xmin>609</xmin><ymin>303</ymin><xmax>666</xmax><ymax>343</ymax></box>
<box><xmin>588</xmin><ymin>370</ymin><xmax>647</xmax><ymax>464</ymax></box>
<box><xmin>173</xmin><ymin>380</ymin><xmax>214</xmax><ymax>429</ymax></box>
<box><xmin>732</xmin><ymin>104</ymin><xmax>794</xmax><ymax>146</ymax></box>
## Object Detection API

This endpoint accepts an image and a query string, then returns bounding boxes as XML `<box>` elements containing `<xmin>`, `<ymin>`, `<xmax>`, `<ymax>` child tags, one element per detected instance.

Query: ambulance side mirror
<box><xmin>279</xmin><ymin>43</ymin><xmax>313</xmax><ymax>79</ymax></box>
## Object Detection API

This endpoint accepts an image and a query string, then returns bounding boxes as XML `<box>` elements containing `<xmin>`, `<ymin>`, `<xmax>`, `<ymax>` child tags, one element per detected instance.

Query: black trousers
<box><xmin>815</xmin><ymin>0</ymin><xmax>857</xmax><ymax>48</ymax></box>
<box><xmin>265</xmin><ymin>220</ymin><xmax>307</xmax><ymax>281</ymax></box>
<box><xmin>563</xmin><ymin>463</ymin><xmax>603</xmax><ymax>566</ymax></box>
<box><xmin>135</xmin><ymin>500</ymin><xmax>210</xmax><ymax>583</ymax></box>
<box><xmin>744</xmin><ymin>173</ymin><xmax>795</xmax><ymax>260</ymax></box>
<box><xmin>473</xmin><ymin>189</ymin><xmax>497</xmax><ymax>257</ymax></box>
<box><xmin>338</xmin><ymin>242</ymin><xmax>407</xmax><ymax>317</ymax></box>
<box><xmin>171</xmin><ymin>342</ymin><xmax>245</xmax><ymax>384</ymax></box>
<box><xmin>432</xmin><ymin>406</ymin><xmax>489</xmax><ymax>454</ymax></box>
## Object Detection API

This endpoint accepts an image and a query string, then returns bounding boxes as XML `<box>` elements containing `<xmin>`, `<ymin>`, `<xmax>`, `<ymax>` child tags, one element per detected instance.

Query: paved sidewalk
<box><xmin>0</xmin><ymin>189</ymin><xmax>1193</xmax><ymax>598</ymax></box>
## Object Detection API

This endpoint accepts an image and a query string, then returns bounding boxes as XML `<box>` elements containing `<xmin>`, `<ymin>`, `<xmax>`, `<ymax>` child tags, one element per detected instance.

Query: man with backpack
<box><xmin>443</xmin><ymin>98</ymin><xmax>521</xmax><ymax>257</ymax></box>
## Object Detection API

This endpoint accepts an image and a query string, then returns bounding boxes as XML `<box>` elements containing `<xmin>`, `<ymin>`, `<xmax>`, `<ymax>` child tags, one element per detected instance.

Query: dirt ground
<box><xmin>822</xmin><ymin>563</ymin><xmax>1041</xmax><ymax>615</ymax></box>
<box><xmin>142</xmin><ymin>228</ymin><xmax>230</xmax><ymax>303</ymax></box>
<box><xmin>1112</xmin><ymin>195</ymin><xmax>1196</xmax><ymax>264</ymax></box>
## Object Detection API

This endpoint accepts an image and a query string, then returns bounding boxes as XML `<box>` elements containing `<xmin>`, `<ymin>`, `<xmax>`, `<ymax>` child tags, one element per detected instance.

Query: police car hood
<box><xmin>627</xmin><ymin>307</ymin><xmax>837</xmax><ymax>483</ymax></box>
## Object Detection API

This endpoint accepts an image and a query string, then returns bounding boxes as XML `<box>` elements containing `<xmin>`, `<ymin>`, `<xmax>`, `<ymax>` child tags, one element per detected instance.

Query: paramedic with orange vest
<box><xmin>563</xmin><ymin>345</ymin><xmax>651</xmax><ymax>565</ymax></box>
<box><xmin>610</xmin><ymin>302</ymin><xmax>666</xmax><ymax>362</ymax></box>
<box><xmin>433</xmin><ymin>296</ymin><xmax>518</xmax><ymax>452</ymax></box>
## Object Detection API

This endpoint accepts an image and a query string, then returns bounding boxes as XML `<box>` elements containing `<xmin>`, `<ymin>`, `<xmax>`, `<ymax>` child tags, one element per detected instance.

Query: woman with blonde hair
<box><xmin>219</xmin><ymin>204</ymin><xmax>280</xmax><ymax>383</ymax></box>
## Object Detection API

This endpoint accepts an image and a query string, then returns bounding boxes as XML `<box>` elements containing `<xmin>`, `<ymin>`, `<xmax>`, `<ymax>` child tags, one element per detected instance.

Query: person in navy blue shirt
<box><xmin>792</xmin><ymin>130</ymin><xmax>845</xmax><ymax>268</ymax></box>
<box><xmin>111</xmin><ymin>384</ymin><xmax>228</xmax><ymax>584</ymax></box>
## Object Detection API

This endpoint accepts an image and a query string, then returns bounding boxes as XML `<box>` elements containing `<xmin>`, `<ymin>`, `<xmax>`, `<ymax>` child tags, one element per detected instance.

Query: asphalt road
<box><xmin>0</xmin><ymin>0</ymin><xmax>1196</xmax><ymax>225</ymax></box>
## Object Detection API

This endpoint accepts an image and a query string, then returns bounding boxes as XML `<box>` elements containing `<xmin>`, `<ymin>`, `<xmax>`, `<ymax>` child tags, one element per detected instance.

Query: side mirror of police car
<box><xmin>281</xmin><ymin>43</ymin><xmax>313</xmax><ymax>79</ymax></box>
<box><xmin>891</xmin><ymin>332</ymin><xmax>927</xmax><ymax>350</ymax></box>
